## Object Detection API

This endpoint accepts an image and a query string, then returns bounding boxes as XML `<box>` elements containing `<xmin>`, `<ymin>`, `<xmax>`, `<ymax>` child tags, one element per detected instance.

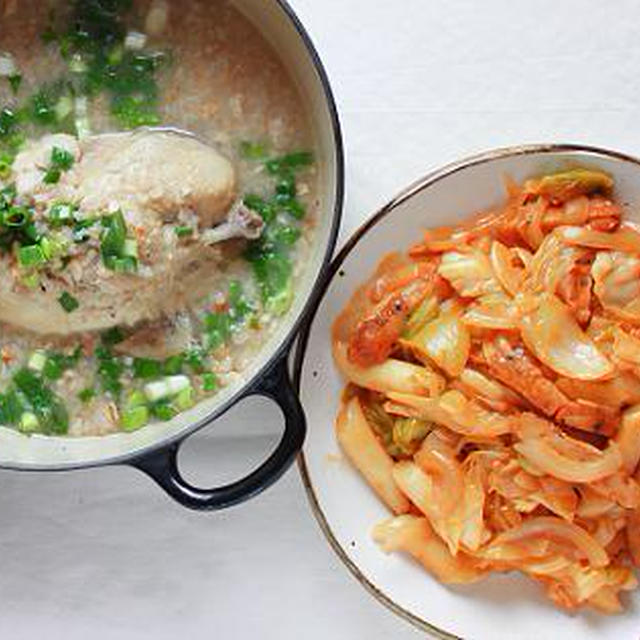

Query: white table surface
<box><xmin>4</xmin><ymin>1</ymin><xmax>640</xmax><ymax>638</ymax></box>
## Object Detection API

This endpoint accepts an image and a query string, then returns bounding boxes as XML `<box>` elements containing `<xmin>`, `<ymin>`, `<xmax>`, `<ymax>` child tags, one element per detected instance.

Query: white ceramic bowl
<box><xmin>295</xmin><ymin>145</ymin><xmax>640</xmax><ymax>640</ymax></box>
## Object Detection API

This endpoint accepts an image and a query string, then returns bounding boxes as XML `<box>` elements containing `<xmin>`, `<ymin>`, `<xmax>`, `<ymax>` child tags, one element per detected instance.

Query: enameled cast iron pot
<box><xmin>0</xmin><ymin>0</ymin><xmax>343</xmax><ymax>510</ymax></box>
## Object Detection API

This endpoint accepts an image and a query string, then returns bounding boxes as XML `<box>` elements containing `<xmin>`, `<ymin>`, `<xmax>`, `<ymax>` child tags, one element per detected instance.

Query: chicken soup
<box><xmin>0</xmin><ymin>0</ymin><xmax>318</xmax><ymax>436</ymax></box>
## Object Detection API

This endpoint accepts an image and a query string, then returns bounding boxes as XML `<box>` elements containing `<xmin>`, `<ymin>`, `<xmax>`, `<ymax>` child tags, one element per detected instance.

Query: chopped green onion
<box><xmin>228</xmin><ymin>280</ymin><xmax>254</xmax><ymax>323</ymax></box>
<box><xmin>101</xmin><ymin>327</ymin><xmax>125</xmax><ymax>346</ymax></box>
<box><xmin>48</xmin><ymin>202</ymin><xmax>76</xmax><ymax>226</ymax></box>
<box><xmin>174</xmin><ymin>386</ymin><xmax>194</xmax><ymax>411</ymax></box>
<box><xmin>0</xmin><ymin>107</ymin><xmax>18</xmax><ymax>137</ymax></box>
<box><xmin>42</xmin><ymin>146</ymin><xmax>75</xmax><ymax>184</ymax></box>
<box><xmin>51</xmin><ymin>146</ymin><xmax>74</xmax><ymax>170</ymax></box>
<box><xmin>125</xmin><ymin>390</ymin><xmax>147</xmax><ymax>409</ymax></box>
<box><xmin>8</xmin><ymin>73</ymin><xmax>22</xmax><ymax>95</ymax></box>
<box><xmin>101</xmin><ymin>211</ymin><xmax>138</xmax><ymax>272</ymax></box>
<box><xmin>43</xmin><ymin>167</ymin><xmax>61</xmax><ymax>184</ymax></box>
<box><xmin>1</xmin><ymin>389</ymin><xmax>24</xmax><ymax>425</ymax></box>
<box><xmin>54</xmin><ymin>95</ymin><xmax>73</xmax><ymax>122</ymax></box>
<box><xmin>42</xmin><ymin>349</ymin><xmax>80</xmax><ymax>381</ymax></box>
<box><xmin>122</xmin><ymin>237</ymin><xmax>138</xmax><ymax>258</ymax></box>
<box><xmin>101</xmin><ymin>211</ymin><xmax>127</xmax><ymax>252</ymax></box>
<box><xmin>121</xmin><ymin>405</ymin><xmax>149</xmax><ymax>432</ymax></box>
<box><xmin>265</xmin><ymin>151</ymin><xmax>313</xmax><ymax>175</ymax></box>
<box><xmin>0</xmin><ymin>155</ymin><xmax>11</xmax><ymax>180</ymax></box>
<box><xmin>58</xmin><ymin>291</ymin><xmax>79</xmax><ymax>313</ymax></box>
<box><xmin>78</xmin><ymin>387</ymin><xmax>95</xmax><ymax>403</ymax></box>
<box><xmin>201</xmin><ymin>372</ymin><xmax>218</xmax><ymax>392</ymax></box>
<box><xmin>203</xmin><ymin>312</ymin><xmax>231</xmax><ymax>350</ymax></box>
<box><xmin>132</xmin><ymin>358</ymin><xmax>163</xmax><ymax>379</ymax></box>
<box><xmin>243</xmin><ymin>194</ymin><xmax>275</xmax><ymax>223</ymax></box>
<box><xmin>143</xmin><ymin>375</ymin><xmax>190</xmax><ymax>402</ymax></box>
<box><xmin>21</xmin><ymin>272</ymin><xmax>39</xmax><ymax>289</ymax></box>
<box><xmin>18</xmin><ymin>244</ymin><xmax>46</xmax><ymax>267</ymax></box>
<box><xmin>12</xmin><ymin>368</ymin><xmax>69</xmax><ymax>434</ymax></box>
<box><xmin>104</xmin><ymin>255</ymin><xmax>137</xmax><ymax>273</ymax></box>
<box><xmin>150</xmin><ymin>400</ymin><xmax>176</xmax><ymax>421</ymax></box>
<box><xmin>184</xmin><ymin>348</ymin><xmax>206</xmax><ymax>373</ymax></box>
<box><xmin>3</xmin><ymin>205</ymin><xmax>29</xmax><ymax>228</ymax></box>
<box><xmin>240</xmin><ymin>140</ymin><xmax>268</xmax><ymax>160</ymax></box>
<box><xmin>72</xmin><ymin>216</ymin><xmax>97</xmax><ymax>242</ymax></box>
<box><xmin>278</xmin><ymin>197</ymin><xmax>305</xmax><ymax>220</ymax></box>
<box><xmin>27</xmin><ymin>350</ymin><xmax>48</xmax><ymax>373</ymax></box>
<box><xmin>163</xmin><ymin>355</ymin><xmax>184</xmax><ymax>375</ymax></box>
<box><xmin>68</xmin><ymin>54</ymin><xmax>87</xmax><ymax>74</ymax></box>
<box><xmin>174</xmin><ymin>225</ymin><xmax>193</xmax><ymax>238</ymax></box>
<box><xmin>39</xmin><ymin>235</ymin><xmax>68</xmax><ymax>261</ymax></box>
<box><xmin>275</xmin><ymin>174</ymin><xmax>296</xmax><ymax>198</ymax></box>
<box><xmin>19</xmin><ymin>411</ymin><xmax>40</xmax><ymax>433</ymax></box>
<box><xmin>95</xmin><ymin>345</ymin><xmax>124</xmax><ymax>396</ymax></box>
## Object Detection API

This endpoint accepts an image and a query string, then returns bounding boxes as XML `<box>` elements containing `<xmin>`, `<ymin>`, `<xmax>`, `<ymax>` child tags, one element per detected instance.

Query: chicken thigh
<box><xmin>0</xmin><ymin>128</ymin><xmax>262</xmax><ymax>335</ymax></box>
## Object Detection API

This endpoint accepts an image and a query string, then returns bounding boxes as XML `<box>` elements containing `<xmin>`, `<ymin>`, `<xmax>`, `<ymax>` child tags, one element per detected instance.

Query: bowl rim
<box><xmin>0</xmin><ymin>0</ymin><xmax>345</xmax><ymax>472</ymax></box>
<box><xmin>293</xmin><ymin>142</ymin><xmax>640</xmax><ymax>639</ymax></box>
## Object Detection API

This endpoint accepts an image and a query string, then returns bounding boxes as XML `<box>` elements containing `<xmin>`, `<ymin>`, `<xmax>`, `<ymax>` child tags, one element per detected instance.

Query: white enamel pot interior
<box><xmin>0</xmin><ymin>0</ymin><xmax>344</xmax><ymax>512</ymax></box>
<box><xmin>295</xmin><ymin>145</ymin><xmax>639</xmax><ymax>640</ymax></box>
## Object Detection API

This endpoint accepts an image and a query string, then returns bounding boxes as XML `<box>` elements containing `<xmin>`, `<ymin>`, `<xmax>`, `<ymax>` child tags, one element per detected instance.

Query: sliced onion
<box><xmin>514</xmin><ymin>437</ymin><xmax>622</xmax><ymax>483</ymax></box>
<box><xmin>490</xmin><ymin>240</ymin><xmax>524</xmax><ymax>296</ymax></box>
<box><xmin>560</xmin><ymin>225</ymin><xmax>640</xmax><ymax>253</ymax></box>
<box><xmin>592</xmin><ymin>251</ymin><xmax>640</xmax><ymax>322</ymax></box>
<box><xmin>392</xmin><ymin>460</ymin><xmax>465</xmax><ymax>554</ymax></box>
<box><xmin>372</xmin><ymin>515</ymin><xmax>486</xmax><ymax>584</ymax></box>
<box><xmin>525</xmin><ymin>169</ymin><xmax>613</xmax><ymax>202</ymax></box>
<box><xmin>437</xmin><ymin>249</ymin><xmax>500</xmax><ymax>297</ymax></box>
<box><xmin>520</xmin><ymin>294</ymin><xmax>613</xmax><ymax>380</ymax></box>
<box><xmin>524</xmin><ymin>231</ymin><xmax>564</xmax><ymax>292</ymax></box>
<box><xmin>457</xmin><ymin>367</ymin><xmax>523</xmax><ymax>408</ymax></box>
<box><xmin>387</xmin><ymin>390</ymin><xmax>513</xmax><ymax>438</ymax></box>
<box><xmin>533</xmin><ymin>475</ymin><xmax>578</xmax><ymax>521</ymax></box>
<box><xmin>556</xmin><ymin>372</ymin><xmax>640</xmax><ymax>409</ymax></box>
<box><xmin>414</xmin><ymin>432</ymin><xmax>463</xmax><ymax>516</ymax></box>
<box><xmin>333</xmin><ymin>341</ymin><xmax>445</xmax><ymax>397</ymax></box>
<box><xmin>615</xmin><ymin>405</ymin><xmax>640</xmax><ymax>474</ymax></box>
<box><xmin>577</xmin><ymin>486</ymin><xmax>617</xmax><ymax>519</ymax></box>
<box><xmin>612</xmin><ymin>326</ymin><xmax>640</xmax><ymax>367</ymax></box>
<box><xmin>459</xmin><ymin>458</ymin><xmax>489</xmax><ymax>551</ymax></box>
<box><xmin>462</xmin><ymin>292</ymin><xmax>519</xmax><ymax>330</ymax></box>
<box><xmin>478</xmin><ymin>537</ymin><xmax>551</xmax><ymax>563</ymax></box>
<box><xmin>591</xmin><ymin>473</ymin><xmax>640</xmax><ymax>509</ymax></box>
<box><xmin>400</xmin><ymin>312</ymin><xmax>470</xmax><ymax>377</ymax></box>
<box><xmin>336</xmin><ymin>397</ymin><xmax>410</xmax><ymax>515</ymax></box>
<box><xmin>522</xmin><ymin>555</ymin><xmax>572</xmax><ymax>576</ymax></box>
<box><xmin>628</xmin><ymin>509</ymin><xmax>640</xmax><ymax>567</ymax></box>
<box><xmin>489</xmin><ymin>516</ymin><xmax>609</xmax><ymax>568</ymax></box>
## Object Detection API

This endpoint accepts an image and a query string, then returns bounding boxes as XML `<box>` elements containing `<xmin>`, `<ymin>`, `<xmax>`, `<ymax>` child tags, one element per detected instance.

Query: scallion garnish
<box><xmin>42</xmin><ymin>145</ymin><xmax>75</xmax><ymax>184</ymax></box>
<box><xmin>48</xmin><ymin>202</ymin><xmax>76</xmax><ymax>226</ymax></box>
<box><xmin>8</xmin><ymin>73</ymin><xmax>21</xmax><ymax>95</ymax></box>
<box><xmin>78</xmin><ymin>387</ymin><xmax>96</xmax><ymax>403</ymax></box>
<box><xmin>240</xmin><ymin>140</ymin><xmax>268</xmax><ymax>160</ymax></box>
<box><xmin>201</xmin><ymin>372</ymin><xmax>218</xmax><ymax>392</ymax></box>
<box><xmin>18</xmin><ymin>244</ymin><xmax>46</xmax><ymax>267</ymax></box>
<box><xmin>100</xmin><ymin>210</ymin><xmax>138</xmax><ymax>273</ymax></box>
<box><xmin>174</xmin><ymin>225</ymin><xmax>193</xmax><ymax>238</ymax></box>
<box><xmin>58</xmin><ymin>291</ymin><xmax>79</xmax><ymax>313</ymax></box>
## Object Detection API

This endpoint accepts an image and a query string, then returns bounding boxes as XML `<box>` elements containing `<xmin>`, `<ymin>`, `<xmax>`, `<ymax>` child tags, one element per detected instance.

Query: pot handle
<box><xmin>130</xmin><ymin>356</ymin><xmax>306</xmax><ymax>510</ymax></box>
